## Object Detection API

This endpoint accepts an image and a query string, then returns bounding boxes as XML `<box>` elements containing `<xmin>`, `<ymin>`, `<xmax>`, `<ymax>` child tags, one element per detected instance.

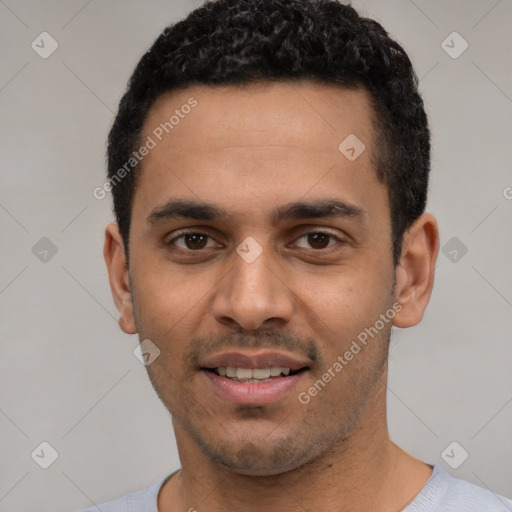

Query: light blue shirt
<box><xmin>79</xmin><ymin>464</ymin><xmax>512</xmax><ymax>511</ymax></box>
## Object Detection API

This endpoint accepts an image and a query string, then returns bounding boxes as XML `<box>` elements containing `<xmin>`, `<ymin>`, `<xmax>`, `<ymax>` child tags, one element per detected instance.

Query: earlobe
<box><xmin>392</xmin><ymin>213</ymin><xmax>440</xmax><ymax>329</ymax></box>
<box><xmin>103</xmin><ymin>223</ymin><xmax>138</xmax><ymax>334</ymax></box>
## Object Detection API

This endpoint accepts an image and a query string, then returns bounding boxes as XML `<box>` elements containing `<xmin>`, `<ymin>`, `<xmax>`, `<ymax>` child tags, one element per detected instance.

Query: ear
<box><xmin>392</xmin><ymin>213</ymin><xmax>440</xmax><ymax>328</ymax></box>
<box><xmin>103</xmin><ymin>223</ymin><xmax>137</xmax><ymax>334</ymax></box>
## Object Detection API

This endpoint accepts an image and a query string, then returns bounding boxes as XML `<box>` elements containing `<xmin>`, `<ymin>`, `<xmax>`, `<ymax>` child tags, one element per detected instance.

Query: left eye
<box><xmin>171</xmin><ymin>233</ymin><xmax>218</xmax><ymax>250</ymax></box>
<box><xmin>295</xmin><ymin>232</ymin><xmax>339</xmax><ymax>250</ymax></box>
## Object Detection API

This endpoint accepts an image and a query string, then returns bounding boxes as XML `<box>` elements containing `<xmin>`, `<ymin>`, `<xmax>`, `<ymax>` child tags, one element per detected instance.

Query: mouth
<box><xmin>203</xmin><ymin>366</ymin><xmax>307</xmax><ymax>383</ymax></box>
<box><xmin>199</xmin><ymin>351</ymin><xmax>311</xmax><ymax>406</ymax></box>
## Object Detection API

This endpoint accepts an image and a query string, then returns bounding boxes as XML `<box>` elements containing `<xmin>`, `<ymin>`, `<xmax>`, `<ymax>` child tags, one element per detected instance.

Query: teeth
<box><xmin>252</xmin><ymin>368</ymin><xmax>271</xmax><ymax>379</ymax></box>
<box><xmin>236</xmin><ymin>368</ymin><xmax>252</xmax><ymax>379</ymax></box>
<box><xmin>215</xmin><ymin>367</ymin><xmax>293</xmax><ymax>380</ymax></box>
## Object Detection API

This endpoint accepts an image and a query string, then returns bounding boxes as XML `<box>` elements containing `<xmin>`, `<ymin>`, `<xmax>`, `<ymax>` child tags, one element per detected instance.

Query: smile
<box><xmin>199</xmin><ymin>350</ymin><xmax>311</xmax><ymax>405</ymax></box>
<box><xmin>206</xmin><ymin>366</ymin><xmax>301</xmax><ymax>383</ymax></box>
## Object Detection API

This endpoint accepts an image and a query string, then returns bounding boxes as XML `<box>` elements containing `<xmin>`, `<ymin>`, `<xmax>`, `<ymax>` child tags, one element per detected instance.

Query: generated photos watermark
<box><xmin>93</xmin><ymin>97</ymin><xmax>198</xmax><ymax>200</ymax></box>
<box><xmin>298</xmin><ymin>302</ymin><xmax>402</xmax><ymax>404</ymax></box>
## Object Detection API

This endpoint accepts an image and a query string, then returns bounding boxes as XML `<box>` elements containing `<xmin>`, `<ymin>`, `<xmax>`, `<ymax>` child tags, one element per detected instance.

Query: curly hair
<box><xmin>107</xmin><ymin>0</ymin><xmax>430</xmax><ymax>267</ymax></box>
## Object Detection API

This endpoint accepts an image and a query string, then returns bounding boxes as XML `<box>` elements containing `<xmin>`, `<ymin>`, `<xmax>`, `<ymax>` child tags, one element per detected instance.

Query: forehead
<box><xmin>132</xmin><ymin>81</ymin><xmax>385</xmax><ymax>225</ymax></box>
<box><xmin>143</xmin><ymin>81</ymin><xmax>376</xmax><ymax>155</ymax></box>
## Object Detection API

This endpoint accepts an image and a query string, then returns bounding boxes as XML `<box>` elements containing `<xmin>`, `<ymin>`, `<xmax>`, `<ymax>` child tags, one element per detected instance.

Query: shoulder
<box><xmin>405</xmin><ymin>464</ymin><xmax>512</xmax><ymax>511</ymax></box>
<box><xmin>78</xmin><ymin>477</ymin><xmax>167</xmax><ymax>512</ymax></box>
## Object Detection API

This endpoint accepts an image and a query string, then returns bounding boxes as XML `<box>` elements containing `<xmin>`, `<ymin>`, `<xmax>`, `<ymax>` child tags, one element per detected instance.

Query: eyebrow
<box><xmin>147</xmin><ymin>198</ymin><xmax>366</xmax><ymax>225</ymax></box>
<box><xmin>273</xmin><ymin>199</ymin><xmax>366</xmax><ymax>225</ymax></box>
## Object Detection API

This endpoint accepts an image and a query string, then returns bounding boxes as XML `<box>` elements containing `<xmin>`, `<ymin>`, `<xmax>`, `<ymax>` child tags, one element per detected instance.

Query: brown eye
<box><xmin>183</xmin><ymin>233</ymin><xmax>208</xmax><ymax>250</ymax></box>
<box><xmin>307</xmin><ymin>233</ymin><xmax>331</xmax><ymax>249</ymax></box>
<box><xmin>295</xmin><ymin>232</ymin><xmax>338</xmax><ymax>250</ymax></box>
<box><xmin>170</xmin><ymin>232</ymin><xmax>217</xmax><ymax>251</ymax></box>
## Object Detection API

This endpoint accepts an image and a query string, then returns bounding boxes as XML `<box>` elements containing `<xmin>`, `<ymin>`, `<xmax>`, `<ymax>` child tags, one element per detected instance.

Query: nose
<box><xmin>212</xmin><ymin>246</ymin><xmax>294</xmax><ymax>331</ymax></box>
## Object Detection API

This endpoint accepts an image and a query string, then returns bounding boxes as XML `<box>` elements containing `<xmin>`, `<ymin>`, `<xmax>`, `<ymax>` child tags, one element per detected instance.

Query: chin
<box><xmin>198</xmin><ymin>437</ymin><xmax>321</xmax><ymax>476</ymax></box>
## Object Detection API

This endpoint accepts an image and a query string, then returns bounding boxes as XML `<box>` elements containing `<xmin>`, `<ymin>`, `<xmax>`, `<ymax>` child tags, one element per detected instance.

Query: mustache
<box><xmin>186</xmin><ymin>328</ymin><xmax>321</xmax><ymax>368</ymax></box>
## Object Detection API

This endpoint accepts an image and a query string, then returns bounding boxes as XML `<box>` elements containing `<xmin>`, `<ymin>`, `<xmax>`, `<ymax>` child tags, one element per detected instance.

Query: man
<box><xmin>84</xmin><ymin>0</ymin><xmax>512</xmax><ymax>510</ymax></box>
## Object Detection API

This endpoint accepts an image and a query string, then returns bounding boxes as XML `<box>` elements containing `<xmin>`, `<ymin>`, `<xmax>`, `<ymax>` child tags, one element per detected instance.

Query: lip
<box><xmin>202</xmin><ymin>369</ymin><xmax>307</xmax><ymax>406</ymax></box>
<box><xmin>200</xmin><ymin>350</ymin><xmax>310</xmax><ymax>371</ymax></box>
<box><xmin>200</xmin><ymin>350</ymin><xmax>311</xmax><ymax>406</ymax></box>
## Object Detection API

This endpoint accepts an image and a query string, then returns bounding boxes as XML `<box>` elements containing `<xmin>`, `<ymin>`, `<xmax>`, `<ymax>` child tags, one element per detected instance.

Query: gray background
<box><xmin>1</xmin><ymin>1</ymin><xmax>511</xmax><ymax>511</ymax></box>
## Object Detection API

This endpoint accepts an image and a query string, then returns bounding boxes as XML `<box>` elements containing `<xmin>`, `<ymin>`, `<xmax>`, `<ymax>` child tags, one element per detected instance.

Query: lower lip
<box><xmin>202</xmin><ymin>370</ymin><xmax>306</xmax><ymax>406</ymax></box>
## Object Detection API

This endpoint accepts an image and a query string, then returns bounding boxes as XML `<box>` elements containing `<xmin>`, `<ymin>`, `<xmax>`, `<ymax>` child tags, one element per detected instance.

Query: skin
<box><xmin>104</xmin><ymin>81</ymin><xmax>439</xmax><ymax>512</ymax></box>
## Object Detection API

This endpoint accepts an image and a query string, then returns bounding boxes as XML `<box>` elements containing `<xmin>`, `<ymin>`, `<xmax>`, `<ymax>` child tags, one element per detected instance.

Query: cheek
<box><xmin>131</xmin><ymin>258</ymin><xmax>219</xmax><ymax>345</ymax></box>
<box><xmin>291</xmin><ymin>274</ymin><xmax>394</xmax><ymax>379</ymax></box>
<box><xmin>294</xmin><ymin>264</ymin><xmax>390</xmax><ymax>323</ymax></box>
<box><xmin>133</xmin><ymin>255</ymin><xmax>207</xmax><ymax>318</ymax></box>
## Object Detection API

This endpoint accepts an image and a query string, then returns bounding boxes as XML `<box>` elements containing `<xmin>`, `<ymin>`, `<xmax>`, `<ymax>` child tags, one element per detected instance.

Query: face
<box><xmin>116</xmin><ymin>81</ymin><xmax>401</xmax><ymax>475</ymax></box>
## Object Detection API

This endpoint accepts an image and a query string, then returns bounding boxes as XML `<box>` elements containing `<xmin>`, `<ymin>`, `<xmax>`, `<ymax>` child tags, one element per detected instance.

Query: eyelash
<box><xmin>165</xmin><ymin>230</ymin><xmax>345</xmax><ymax>254</ymax></box>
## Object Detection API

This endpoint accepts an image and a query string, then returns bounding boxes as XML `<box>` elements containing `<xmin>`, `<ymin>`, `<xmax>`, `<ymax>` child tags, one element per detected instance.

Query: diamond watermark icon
<box><xmin>441</xmin><ymin>32</ymin><xmax>468</xmax><ymax>59</ymax></box>
<box><xmin>31</xmin><ymin>32</ymin><xmax>59</xmax><ymax>59</ymax></box>
<box><xmin>31</xmin><ymin>441</ymin><xmax>59</xmax><ymax>469</ymax></box>
<box><xmin>134</xmin><ymin>339</ymin><xmax>161</xmax><ymax>366</ymax></box>
<box><xmin>338</xmin><ymin>134</ymin><xmax>366</xmax><ymax>161</ymax></box>
<box><xmin>442</xmin><ymin>236</ymin><xmax>468</xmax><ymax>263</ymax></box>
<box><xmin>441</xmin><ymin>441</ymin><xmax>469</xmax><ymax>469</ymax></box>
<box><xmin>32</xmin><ymin>237</ymin><xmax>58</xmax><ymax>263</ymax></box>
<box><xmin>236</xmin><ymin>236</ymin><xmax>263</xmax><ymax>264</ymax></box>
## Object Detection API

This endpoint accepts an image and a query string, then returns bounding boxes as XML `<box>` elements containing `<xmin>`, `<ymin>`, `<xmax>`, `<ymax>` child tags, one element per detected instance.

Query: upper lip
<box><xmin>200</xmin><ymin>350</ymin><xmax>310</xmax><ymax>371</ymax></box>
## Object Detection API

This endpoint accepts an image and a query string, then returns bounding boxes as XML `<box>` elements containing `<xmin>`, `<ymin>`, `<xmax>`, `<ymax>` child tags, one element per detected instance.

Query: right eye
<box><xmin>167</xmin><ymin>232</ymin><xmax>220</xmax><ymax>251</ymax></box>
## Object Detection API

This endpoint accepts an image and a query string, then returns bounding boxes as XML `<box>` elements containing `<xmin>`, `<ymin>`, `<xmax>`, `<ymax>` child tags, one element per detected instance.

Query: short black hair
<box><xmin>107</xmin><ymin>0</ymin><xmax>430</xmax><ymax>267</ymax></box>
